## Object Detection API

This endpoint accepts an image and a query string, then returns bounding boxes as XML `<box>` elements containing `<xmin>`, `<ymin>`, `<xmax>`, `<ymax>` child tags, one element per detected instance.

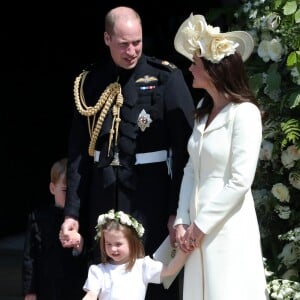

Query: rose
<box><xmin>209</xmin><ymin>37</ymin><xmax>238</xmax><ymax>63</ymax></box>
<box><xmin>281</xmin><ymin>150</ymin><xmax>295</xmax><ymax>169</ymax></box>
<box><xmin>289</xmin><ymin>171</ymin><xmax>300</xmax><ymax>190</ymax></box>
<box><xmin>259</xmin><ymin>140</ymin><xmax>274</xmax><ymax>160</ymax></box>
<box><xmin>265</xmin><ymin>12</ymin><xmax>281</xmax><ymax>31</ymax></box>
<box><xmin>268</xmin><ymin>39</ymin><xmax>283</xmax><ymax>62</ymax></box>
<box><xmin>274</xmin><ymin>204</ymin><xmax>291</xmax><ymax>220</ymax></box>
<box><xmin>257</xmin><ymin>39</ymin><xmax>283</xmax><ymax>62</ymax></box>
<box><xmin>271</xmin><ymin>183</ymin><xmax>290</xmax><ymax>202</ymax></box>
<box><xmin>278</xmin><ymin>243</ymin><xmax>300</xmax><ymax>267</ymax></box>
<box><xmin>287</xmin><ymin>145</ymin><xmax>300</xmax><ymax>161</ymax></box>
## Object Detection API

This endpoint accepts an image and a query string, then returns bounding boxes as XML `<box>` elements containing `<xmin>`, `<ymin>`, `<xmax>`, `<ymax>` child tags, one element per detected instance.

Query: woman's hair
<box><xmin>50</xmin><ymin>158</ymin><xmax>67</xmax><ymax>185</ymax></box>
<box><xmin>195</xmin><ymin>52</ymin><xmax>258</xmax><ymax>121</ymax></box>
<box><xmin>99</xmin><ymin>220</ymin><xmax>145</xmax><ymax>271</ymax></box>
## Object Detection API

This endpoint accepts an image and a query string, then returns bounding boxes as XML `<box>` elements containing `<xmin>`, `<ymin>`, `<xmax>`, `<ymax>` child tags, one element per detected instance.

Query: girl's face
<box><xmin>104</xmin><ymin>229</ymin><xmax>130</xmax><ymax>264</ymax></box>
<box><xmin>188</xmin><ymin>55</ymin><xmax>211</xmax><ymax>89</ymax></box>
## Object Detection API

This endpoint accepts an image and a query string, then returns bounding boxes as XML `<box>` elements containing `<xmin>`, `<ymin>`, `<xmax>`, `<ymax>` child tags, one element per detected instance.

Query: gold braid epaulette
<box><xmin>73</xmin><ymin>70</ymin><xmax>123</xmax><ymax>157</ymax></box>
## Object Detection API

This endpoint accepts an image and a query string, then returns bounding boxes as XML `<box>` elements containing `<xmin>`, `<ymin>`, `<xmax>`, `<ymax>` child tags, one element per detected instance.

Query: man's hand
<box><xmin>59</xmin><ymin>217</ymin><xmax>79</xmax><ymax>248</ymax></box>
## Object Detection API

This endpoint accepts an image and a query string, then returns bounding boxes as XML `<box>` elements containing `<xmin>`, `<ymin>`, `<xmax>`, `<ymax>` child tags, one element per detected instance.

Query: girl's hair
<box><xmin>195</xmin><ymin>52</ymin><xmax>258</xmax><ymax>121</ymax></box>
<box><xmin>50</xmin><ymin>158</ymin><xmax>67</xmax><ymax>185</ymax></box>
<box><xmin>99</xmin><ymin>220</ymin><xmax>145</xmax><ymax>271</ymax></box>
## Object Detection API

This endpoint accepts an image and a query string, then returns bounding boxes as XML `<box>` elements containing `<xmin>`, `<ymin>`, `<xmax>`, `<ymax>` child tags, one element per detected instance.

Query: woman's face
<box><xmin>189</xmin><ymin>55</ymin><xmax>211</xmax><ymax>89</ymax></box>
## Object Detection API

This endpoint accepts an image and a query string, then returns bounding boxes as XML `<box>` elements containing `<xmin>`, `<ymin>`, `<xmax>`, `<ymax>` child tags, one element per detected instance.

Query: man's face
<box><xmin>104</xmin><ymin>18</ymin><xmax>143</xmax><ymax>69</ymax></box>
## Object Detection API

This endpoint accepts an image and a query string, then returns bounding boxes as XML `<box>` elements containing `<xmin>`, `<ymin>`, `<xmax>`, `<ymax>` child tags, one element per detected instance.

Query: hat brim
<box><xmin>174</xmin><ymin>16</ymin><xmax>254</xmax><ymax>62</ymax></box>
<box><xmin>222</xmin><ymin>31</ymin><xmax>254</xmax><ymax>62</ymax></box>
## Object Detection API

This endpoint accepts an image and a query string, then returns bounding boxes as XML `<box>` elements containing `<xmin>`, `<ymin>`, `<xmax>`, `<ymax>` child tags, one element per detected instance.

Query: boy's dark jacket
<box><xmin>22</xmin><ymin>204</ymin><xmax>86</xmax><ymax>300</ymax></box>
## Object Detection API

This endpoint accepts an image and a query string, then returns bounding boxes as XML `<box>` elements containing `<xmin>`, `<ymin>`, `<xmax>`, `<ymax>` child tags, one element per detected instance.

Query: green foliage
<box><xmin>234</xmin><ymin>0</ymin><xmax>300</xmax><ymax>298</ymax></box>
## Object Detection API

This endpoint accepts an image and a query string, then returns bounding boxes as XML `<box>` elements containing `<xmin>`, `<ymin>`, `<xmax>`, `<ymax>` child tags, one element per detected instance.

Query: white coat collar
<box><xmin>196</xmin><ymin>100</ymin><xmax>236</xmax><ymax>134</ymax></box>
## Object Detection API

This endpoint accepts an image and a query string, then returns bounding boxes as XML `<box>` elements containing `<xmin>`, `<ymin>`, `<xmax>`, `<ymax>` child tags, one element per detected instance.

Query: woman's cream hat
<box><xmin>174</xmin><ymin>14</ymin><xmax>254</xmax><ymax>63</ymax></box>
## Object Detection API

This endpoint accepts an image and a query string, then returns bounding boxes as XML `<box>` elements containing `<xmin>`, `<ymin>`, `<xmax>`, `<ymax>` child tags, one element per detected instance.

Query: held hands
<box><xmin>175</xmin><ymin>223</ymin><xmax>204</xmax><ymax>253</ymax></box>
<box><xmin>59</xmin><ymin>217</ymin><xmax>80</xmax><ymax>248</ymax></box>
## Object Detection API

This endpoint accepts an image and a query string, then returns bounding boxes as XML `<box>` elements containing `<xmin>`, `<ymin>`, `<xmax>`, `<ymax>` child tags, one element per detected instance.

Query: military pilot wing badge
<box><xmin>137</xmin><ymin>109</ymin><xmax>152</xmax><ymax>132</ymax></box>
<box><xmin>136</xmin><ymin>75</ymin><xmax>158</xmax><ymax>91</ymax></box>
<box><xmin>136</xmin><ymin>75</ymin><xmax>158</xmax><ymax>83</ymax></box>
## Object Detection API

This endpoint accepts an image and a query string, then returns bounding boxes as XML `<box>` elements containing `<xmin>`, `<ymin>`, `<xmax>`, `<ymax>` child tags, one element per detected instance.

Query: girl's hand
<box><xmin>175</xmin><ymin>224</ymin><xmax>190</xmax><ymax>252</ymax></box>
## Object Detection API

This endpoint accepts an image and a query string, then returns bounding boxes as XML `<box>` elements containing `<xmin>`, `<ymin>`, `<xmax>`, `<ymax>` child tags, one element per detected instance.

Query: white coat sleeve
<box><xmin>174</xmin><ymin>157</ymin><xmax>194</xmax><ymax>226</ymax></box>
<box><xmin>194</xmin><ymin>103</ymin><xmax>262</xmax><ymax>233</ymax></box>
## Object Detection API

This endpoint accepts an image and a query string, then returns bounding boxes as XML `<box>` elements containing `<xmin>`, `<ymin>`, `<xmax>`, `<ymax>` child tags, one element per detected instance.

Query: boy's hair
<box><xmin>50</xmin><ymin>158</ymin><xmax>67</xmax><ymax>184</ymax></box>
<box><xmin>99</xmin><ymin>220</ymin><xmax>145</xmax><ymax>271</ymax></box>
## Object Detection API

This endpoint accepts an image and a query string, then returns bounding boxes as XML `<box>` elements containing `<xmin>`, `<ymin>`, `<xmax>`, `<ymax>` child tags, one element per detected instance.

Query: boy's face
<box><xmin>49</xmin><ymin>177</ymin><xmax>67</xmax><ymax>208</ymax></box>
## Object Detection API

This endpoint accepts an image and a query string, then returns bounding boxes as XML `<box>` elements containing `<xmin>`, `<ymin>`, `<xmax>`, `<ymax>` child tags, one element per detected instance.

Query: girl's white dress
<box><xmin>174</xmin><ymin>101</ymin><xmax>269</xmax><ymax>300</ymax></box>
<box><xmin>83</xmin><ymin>256</ymin><xmax>163</xmax><ymax>299</ymax></box>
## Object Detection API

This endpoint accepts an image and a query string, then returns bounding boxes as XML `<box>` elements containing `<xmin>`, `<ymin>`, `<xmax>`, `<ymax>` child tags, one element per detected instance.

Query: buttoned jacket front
<box><xmin>175</xmin><ymin>101</ymin><xmax>269</xmax><ymax>300</ymax></box>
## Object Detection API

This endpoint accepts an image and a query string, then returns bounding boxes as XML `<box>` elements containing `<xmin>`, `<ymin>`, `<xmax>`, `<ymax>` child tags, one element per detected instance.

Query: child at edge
<box><xmin>22</xmin><ymin>158</ymin><xmax>86</xmax><ymax>300</ymax></box>
<box><xmin>77</xmin><ymin>209</ymin><xmax>188</xmax><ymax>300</ymax></box>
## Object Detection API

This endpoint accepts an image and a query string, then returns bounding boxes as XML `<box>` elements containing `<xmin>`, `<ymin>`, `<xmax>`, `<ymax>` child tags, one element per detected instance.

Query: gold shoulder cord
<box><xmin>73</xmin><ymin>71</ymin><xmax>123</xmax><ymax>157</ymax></box>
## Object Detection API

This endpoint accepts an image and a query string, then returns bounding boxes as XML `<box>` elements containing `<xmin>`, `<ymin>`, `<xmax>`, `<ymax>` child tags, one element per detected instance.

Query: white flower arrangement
<box><xmin>287</xmin><ymin>145</ymin><xmax>300</xmax><ymax>161</ymax></box>
<box><xmin>288</xmin><ymin>171</ymin><xmax>300</xmax><ymax>190</ymax></box>
<box><xmin>95</xmin><ymin>209</ymin><xmax>145</xmax><ymax>239</ymax></box>
<box><xmin>281</xmin><ymin>150</ymin><xmax>296</xmax><ymax>169</ymax></box>
<box><xmin>274</xmin><ymin>204</ymin><xmax>291</xmax><ymax>220</ymax></box>
<box><xmin>259</xmin><ymin>139</ymin><xmax>274</xmax><ymax>161</ymax></box>
<box><xmin>271</xmin><ymin>183</ymin><xmax>290</xmax><ymax>203</ymax></box>
<box><xmin>257</xmin><ymin>38</ymin><xmax>283</xmax><ymax>62</ymax></box>
<box><xmin>232</xmin><ymin>0</ymin><xmax>300</xmax><ymax>298</ymax></box>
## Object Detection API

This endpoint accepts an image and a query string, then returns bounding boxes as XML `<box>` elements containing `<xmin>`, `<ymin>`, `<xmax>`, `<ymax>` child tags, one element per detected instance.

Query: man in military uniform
<box><xmin>60</xmin><ymin>6</ymin><xmax>195</xmax><ymax>300</ymax></box>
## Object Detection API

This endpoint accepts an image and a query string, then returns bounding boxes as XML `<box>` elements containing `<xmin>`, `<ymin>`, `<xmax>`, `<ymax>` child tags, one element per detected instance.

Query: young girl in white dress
<box><xmin>82</xmin><ymin>209</ymin><xmax>188</xmax><ymax>300</ymax></box>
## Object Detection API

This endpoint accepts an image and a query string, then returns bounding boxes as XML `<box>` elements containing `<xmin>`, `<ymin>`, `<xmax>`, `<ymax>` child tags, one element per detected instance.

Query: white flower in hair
<box><xmin>118</xmin><ymin>211</ymin><xmax>131</xmax><ymax>226</ymax></box>
<box><xmin>95</xmin><ymin>209</ymin><xmax>145</xmax><ymax>239</ymax></box>
<box><xmin>97</xmin><ymin>214</ymin><xmax>106</xmax><ymax>225</ymax></box>
<box><xmin>107</xmin><ymin>210</ymin><xmax>115</xmax><ymax>220</ymax></box>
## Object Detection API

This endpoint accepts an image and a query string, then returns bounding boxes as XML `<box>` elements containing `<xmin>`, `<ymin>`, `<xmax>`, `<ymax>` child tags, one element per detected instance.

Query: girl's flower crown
<box><xmin>95</xmin><ymin>209</ymin><xmax>145</xmax><ymax>239</ymax></box>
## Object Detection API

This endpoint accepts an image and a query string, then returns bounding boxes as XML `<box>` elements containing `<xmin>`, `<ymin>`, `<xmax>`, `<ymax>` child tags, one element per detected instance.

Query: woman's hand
<box><xmin>183</xmin><ymin>223</ymin><xmax>204</xmax><ymax>250</ymax></box>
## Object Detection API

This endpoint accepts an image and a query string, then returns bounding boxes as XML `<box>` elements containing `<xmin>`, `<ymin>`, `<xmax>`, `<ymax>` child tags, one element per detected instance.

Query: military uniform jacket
<box><xmin>65</xmin><ymin>54</ymin><xmax>195</xmax><ymax>255</ymax></box>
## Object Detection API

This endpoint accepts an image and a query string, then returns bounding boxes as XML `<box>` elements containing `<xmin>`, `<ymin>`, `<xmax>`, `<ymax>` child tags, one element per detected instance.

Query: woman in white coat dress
<box><xmin>173</xmin><ymin>14</ymin><xmax>269</xmax><ymax>300</ymax></box>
